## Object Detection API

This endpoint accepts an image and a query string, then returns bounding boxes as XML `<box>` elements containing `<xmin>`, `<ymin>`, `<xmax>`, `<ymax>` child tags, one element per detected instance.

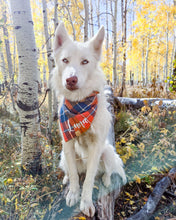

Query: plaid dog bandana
<box><xmin>59</xmin><ymin>91</ymin><xmax>98</xmax><ymax>142</ymax></box>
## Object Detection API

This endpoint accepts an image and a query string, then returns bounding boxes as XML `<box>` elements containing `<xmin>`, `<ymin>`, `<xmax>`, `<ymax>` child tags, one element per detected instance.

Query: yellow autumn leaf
<box><xmin>6</xmin><ymin>178</ymin><xmax>13</xmax><ymax>184</ymax></box>
<box><xmin>121</xmin><ymin>137</ymin><xmax>126</xmax><ymax>144</ymax></box>
<box><xmin>134</xmin><ymin>175</ymin><xmax>141</xmax><ymax>184</ymax></box>
<box><xmin>137</xmin><ymin>143</ymin><xmax>145</xmax><ymax>152</ymax></box>
<box><xmin>74</xmin><ymin>217</ymin><xmax>86</xmax><ymax>220</ymax></box>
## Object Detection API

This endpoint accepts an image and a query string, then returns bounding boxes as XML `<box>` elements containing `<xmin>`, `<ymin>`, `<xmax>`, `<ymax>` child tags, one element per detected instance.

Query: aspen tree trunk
<box><xmin>54</xmin><ymin>0</ymin><xmax>59</xmax><ymax>29</ymax></box>
<box><xmin>90</xmin><ymin>0</ymin><xmax>94</xmax><ymax>37</ymax></box>
<box><xmin>62</xmin><ymin>0</ymin><xmax>76</xmax><ymax>40</ymax></box>
<box><xmin>83</xmin><ymin>0</ymin><xmax>89</xmax><ymax>42</ymax></box>
<box><xmin>2</xmin><ymin>5</ymin><xmax>14</xmax><ymax>81</ymax></box>
<box><xmin>53</xmin><ymin>0</ymin><xmax>59</xmax><ymax>121</ymax></box>
<box><xmin>169</xmin><ymin>33</ymin><xmax>175</xmax><ymax>79</ymax></box>
<box><xmin>141</xmin><ymin>38</ymin><xmax>145</xmax><ymax>86</ymax></box>
<box><xmin>144</xmin><ymin>37</ymin><xmax>149</xmax><ymax>86</ymax></box>
<box><xmin>9</xmin><ymin>0</ymin><xmax>42</xmax><ymax>175</ymax></box>
<box><xmin>165</xmin><ymin>12</ymin><xmax>169</xmax><ymax>90</ymax></box>
<box><xmin>42</xmin><ymin>0</ymin><xmax>54</xmax><ymax>141</ymax></box>
<box><xmin>119</xmin><ymin>0</ymin><xmax>127</xmax><ymax>97</ymax></box>
<box><xmin>42</xmin><ymin>53</ymin><xmax>47</xmax><ymax>89</ymax></box>
<box><xmin>96</xmin><ymin>0</ymin><xmax>100</xmax><ymax>29</ymax></box>
<box><xmin>2</xmin><ymin>2</ymin><xmax>16</xmax><ymax>110</ymax></box>
<box><xmin>112</xmin><ymin>0</ymin><xmax>118</xmax><ymax>89</ymax></box>
<box><xmin>105</xmin><ymin>0</ymin><xmax>109</xmax><ymax>51</ymax></box>
<box><xmin>0</xmin><ymin>49</ymin><xmax>7</xmax><ymax>82</ymax></box>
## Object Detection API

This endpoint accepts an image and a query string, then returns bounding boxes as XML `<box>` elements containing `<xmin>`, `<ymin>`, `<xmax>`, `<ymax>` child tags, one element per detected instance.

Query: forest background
<box><xmin>0</xmin><ymin>0</ymin><xmax>176</xmax><ymax>219</ymax></box>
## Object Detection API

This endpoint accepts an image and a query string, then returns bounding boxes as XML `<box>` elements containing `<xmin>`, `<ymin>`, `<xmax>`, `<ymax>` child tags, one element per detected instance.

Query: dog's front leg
<box><xmin>63</xmin><ymin>140</ymin><xmax>80</xmax><ymax>207</ymax></box>
<box><xmin>80</xmin><ymin>144</ymin><xmax>102</xmax><ymax>217</ymax></box>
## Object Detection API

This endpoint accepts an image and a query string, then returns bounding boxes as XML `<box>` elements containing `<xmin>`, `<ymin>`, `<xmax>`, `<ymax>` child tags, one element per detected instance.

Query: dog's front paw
<box><xmin>80</xmin><ymin>199</ymin><xmax>95</xmax><ymax>217</ymax></box>
<box><xmin>66</xmin><ymin>188</ymin><xmax>80</xmax><ymax>207</ymax></box>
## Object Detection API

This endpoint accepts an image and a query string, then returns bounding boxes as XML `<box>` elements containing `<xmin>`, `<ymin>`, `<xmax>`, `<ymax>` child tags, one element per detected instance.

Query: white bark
<box><xmin>165</xmin><ymin>12</ymin><xmax>169</xmax><ymax>90</ymax></box>
<box><xmin>62</xmin><ymin>0</ymin><xmax>76</xmax><ymax>40</ymax></box>
<box><xmin>112</xmin><ymin>0</ymin><xmax>118</xmax><ymax>89</ymax></box>
<box><xmin>2</xmin><ymin>4</ymin><xmax>14</xmax><ymax>82</ymax></box>
<box><xmin>144</xmin><ymin>37</ymin><xmax>149</xmax><ymax>86</ymax></box>
<box><xmin>141</xmin><ymin>38</ymin><xmax>145</xmax><ymax>86</ymax></box>
<box><xmin>42</xmin><ymin>0</ymin><xmax>54</xmax><ymax>139</ymax></box>
<box><xmin>90</xmin><ymin>0</ymin><xmax>94</xmax><ymax>37</ymax></box>
<box><xmin>83</xmin><ymin>0</ymin><xmax>89</xmax><ymax>42</ymax></box>
<box><xmin>105</xmin><ymin>0</ymin><xmax>109</xmax><ymax>51</ymax></box>
<box><xmin>9</xmin><ymin>0</ymin><xmax>42</xmax><ymax>174</ymax></box>
<box><xmin>0</xmin><ymin>49</ymin><xmax>7</xmax><ymax>82</ymax></box>
<box><xmin>54</xmin><ymin>0</ymin><xmax>59</xmax><ymax>30</ymax></box>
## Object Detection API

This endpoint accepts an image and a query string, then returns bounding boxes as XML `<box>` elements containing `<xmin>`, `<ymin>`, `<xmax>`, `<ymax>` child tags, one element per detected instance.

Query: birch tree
<box><xmin>9</xmin><ymin>0</ymin><xmax>42</xmax><ymax>175</ymax></box>
<box><xmin>111</xmin><ymin>0</ymin><xmax>118</xmax><ymax>89</ymax></box>
<box><xmin>83</xmin><ymin>0</ymin><xmax>89</xmax><ymax>42</ymax></box>
<box><xmin>42</xmin><ymin>0</ymin><xmax>54</xmax><ymax>140</ymax></box>
<box><xmin>119</xmin><ymin>0</ymin><xmax>127</xmax><ymax>97</ymax></box>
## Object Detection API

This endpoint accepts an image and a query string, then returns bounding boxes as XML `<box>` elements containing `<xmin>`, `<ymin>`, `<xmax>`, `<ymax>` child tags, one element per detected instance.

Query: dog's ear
<box><xmin>90</xmin><ymin>26</ymin><xmax>105</xmax><ymax>59</ymax></box>
<box><xmin>53</xmin><ymin>22</ymin><xmax>71</xmax><ymax>54</ymax></box>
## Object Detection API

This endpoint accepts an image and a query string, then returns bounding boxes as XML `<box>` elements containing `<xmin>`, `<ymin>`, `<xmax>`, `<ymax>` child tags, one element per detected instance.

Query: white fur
<box><xmin>51</xmin><ymin>22</ymin><xmax>126</xmax><ymax>217</ymax></box>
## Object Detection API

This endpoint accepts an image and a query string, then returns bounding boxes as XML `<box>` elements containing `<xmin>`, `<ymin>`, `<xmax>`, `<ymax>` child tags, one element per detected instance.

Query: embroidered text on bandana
<box><xmin>59</xmin><ymin>92</ymin><xmax>98</xmax><ymax>142</ymax></box>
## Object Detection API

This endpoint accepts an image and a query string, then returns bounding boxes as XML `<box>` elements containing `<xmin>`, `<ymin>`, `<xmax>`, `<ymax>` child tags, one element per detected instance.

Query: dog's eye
<box><xmin>81</xmin><ymin>59</ymin><xmax>89</xmax><ymax>65</ymax></box>
<box><xmin>62</xmin><ymin>58</ymin><xmax>69</xmax><ymax>64</ymax></box>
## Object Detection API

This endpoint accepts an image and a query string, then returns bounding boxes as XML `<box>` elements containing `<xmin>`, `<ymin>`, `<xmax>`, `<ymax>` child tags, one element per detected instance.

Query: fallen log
<box><xmin>127</xmin><ymin>167</ymin><xmax>176</xmax><ymax>220</ymax></box>
<box><xmin>115</xmin><ymin>97</ymin><xmax>176</xmax><ymax>110</ymax></box>
<box><xmin>43</xmin><ymin>86</ymin><xmax>124</xmax><ymax>220</ymax></box>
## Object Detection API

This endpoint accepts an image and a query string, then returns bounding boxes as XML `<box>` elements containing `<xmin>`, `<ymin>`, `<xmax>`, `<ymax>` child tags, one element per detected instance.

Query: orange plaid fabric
<box><xmin>59</xmin><ymin>92</ymin><xmax>98</xmax><ymax>142</ymax></box>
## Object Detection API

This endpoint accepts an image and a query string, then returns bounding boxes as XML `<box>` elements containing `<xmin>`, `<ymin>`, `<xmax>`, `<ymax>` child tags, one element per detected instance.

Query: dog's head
<box><xmin>51</xmin><ymin>22</ymin><xmax>105</xmax><ymax>101</ymax></box>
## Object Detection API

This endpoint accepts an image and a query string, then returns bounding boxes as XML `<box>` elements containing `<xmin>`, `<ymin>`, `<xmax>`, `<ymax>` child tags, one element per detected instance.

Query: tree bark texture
<box><xmin>112</xmin><ymin>0</ymin><xmax>118</xmax><ymax>89</ymax></box>
<box><xmin>10</xmin><ymin>0</ymin><xmax>42</xmax><ymax>175</ymax></box>
<box><xmin>119</xmin><ymin>0</ymin><xmax>127</xmax><ymax>97</ymax></box>
<box><xmin>42</xmin><ymin>0</ymin><xmax>54</xmax><ymax>141</ymax></box>
<box><xmin>83</xmin><ymin>0</ymin><xmax>89</xmax><ymax>42</ymax></box>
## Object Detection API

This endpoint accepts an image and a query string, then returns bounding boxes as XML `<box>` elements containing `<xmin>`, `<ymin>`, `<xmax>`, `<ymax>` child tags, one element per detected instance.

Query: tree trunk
<box><xmin>90</xmin><ymin>0</ymin><xmax>94</xmax><ymax>37</ymax></box>
<box><xmin>119</xmin><ymin>0</ymin><xmax>127</xmax><ymax>97</ymax></box>
<box><xmin>83</xmin><ymin>0</ymin><xmax>89</xmax><ymax>42</ymax></box>
<box><xmin>53</xmin><ymin>0</ymin><xmax>59</xmax><ymax>121</ymax></box>
<box><xmin>141</xmin><ymin>38</ymin><xmax>145</xmax><ymax>86</ymax></box>
<box><xmin>144</xmin><ymin>37</ymin><xmax>149</xmax><ymax>86</ymax></box>
<box><xmin>62</xmin><ymin>0</ymin><xmax>76</xmax><ymax>40</ymax></box>
<box><xmin>105</xmin><ymin>0</ymin><xmax>109</xmax><ymax>51</ymax></box>
<box><xmin>112</xmin><ymin>0</ymin><xmax>118</xmax><ymax>90</ymax></box>
<box><xmin>2</xmin><ymin>4</ymin><xmax>14</xmax><ymax>82</ymax></box>
<box><xmin>96</xmin><ymin>0</ymin><xmax>100</xmax><ymax>29</ymax></box>
<box><xmin>54</xmin><ymin>0</ymin><xmax>59</xmax><ymax>29</ymax></box>
<box><xmin>9</xmin><ymin>0</ymin><xmax>42</xmax><ymax>175</ymax></box>
<box><xmin>165</xmin><ymin>12</ymin><xmax>169</xmax><ymax>90</ymax></box>
<box><xmin>2</xmin><ymin>2</ymin><xmax>16</xmax><ymax>111</ymax></box>
<box><xmin>0</xmin><ymin>48</ymin><xmax>7</xmax><ymax>83</ymax></box>
<box><xmin>42</xmin><ymin>0</ymin><xmax>54</xmax><ymax>142</ymax></box>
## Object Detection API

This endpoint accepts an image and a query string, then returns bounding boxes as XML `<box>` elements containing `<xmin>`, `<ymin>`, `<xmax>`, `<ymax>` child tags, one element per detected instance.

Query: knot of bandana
<box><xmin>59</xmin><ymin>92</ymin><xmax>98</xmax><ymax>142</ymax></box>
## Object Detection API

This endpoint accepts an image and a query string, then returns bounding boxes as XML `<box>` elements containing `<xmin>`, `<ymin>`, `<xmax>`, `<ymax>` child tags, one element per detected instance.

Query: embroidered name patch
<box><xmin>59</xmin><ymin>92</ymin><xmax>98</xmax><ymax>142</ymax></box>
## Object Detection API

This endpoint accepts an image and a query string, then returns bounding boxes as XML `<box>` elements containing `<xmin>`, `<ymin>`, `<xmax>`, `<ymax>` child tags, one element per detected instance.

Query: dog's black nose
<box><xmin>66</xmin><ymin>76</ymin><xmax>78</xmax><ymax>87</ymax></box>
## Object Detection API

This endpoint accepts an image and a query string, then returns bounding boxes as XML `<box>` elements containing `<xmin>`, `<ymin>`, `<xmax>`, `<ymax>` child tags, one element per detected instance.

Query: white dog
<box><xmin>51</xmin><ymin>22</ymin><xmax>126</xmax><ymax>217</ymax></box>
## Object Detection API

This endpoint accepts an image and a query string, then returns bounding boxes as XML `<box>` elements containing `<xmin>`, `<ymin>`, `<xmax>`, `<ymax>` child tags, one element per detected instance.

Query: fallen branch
<box><xmin>127</xmin><ymin>167</ymin><xmax>176</xmax><ymax>220</ymax></box>
<box><xmin>115</xmin><ymin>97</ymin><xmax>176</xmax><ymax>110</ymax></box>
